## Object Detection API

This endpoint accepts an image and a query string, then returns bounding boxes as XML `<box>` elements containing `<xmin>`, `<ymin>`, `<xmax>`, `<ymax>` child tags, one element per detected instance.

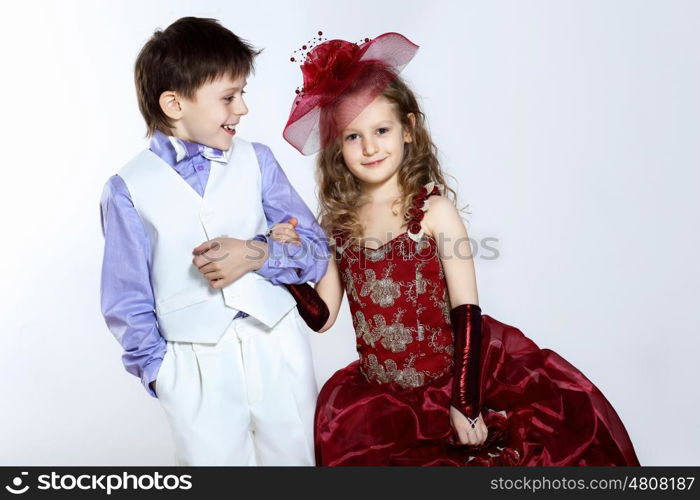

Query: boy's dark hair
<box><xmin>135</xmin><ymin>17</ymin><xmax>260</xmax><ymax>136</ymax></box>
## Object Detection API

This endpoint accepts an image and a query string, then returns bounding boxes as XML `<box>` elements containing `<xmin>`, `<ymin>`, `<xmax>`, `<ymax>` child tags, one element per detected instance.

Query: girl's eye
<box><xmin>377</xmin><ymin>127</ymin><xmax>390</xmax><ymax>135</ymax></box>
<box><xmin>345</xmin><ymin>133</ymin><xmax>359</xmax><ymax>141</ymax></box>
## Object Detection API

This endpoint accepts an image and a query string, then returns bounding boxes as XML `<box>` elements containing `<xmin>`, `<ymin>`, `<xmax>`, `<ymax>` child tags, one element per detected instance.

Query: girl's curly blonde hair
<box><xmin>316</xmin><ymin>69</ymin><xmax>456</xmax><ymax>240</ymax></box>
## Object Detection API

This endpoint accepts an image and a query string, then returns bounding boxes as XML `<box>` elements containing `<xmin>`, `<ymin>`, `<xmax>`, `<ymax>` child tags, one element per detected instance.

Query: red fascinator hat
<box><xmin>283</xmin><ymin>32</ymin><xmax>419</xmax><ymax>155</ymax></box>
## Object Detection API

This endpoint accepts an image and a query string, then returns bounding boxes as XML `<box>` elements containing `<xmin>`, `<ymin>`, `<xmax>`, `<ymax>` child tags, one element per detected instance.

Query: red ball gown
<box><xmin>315</xmin><ymin>190</ymin><xmax>640</xmax><ymax>466</ymax></box>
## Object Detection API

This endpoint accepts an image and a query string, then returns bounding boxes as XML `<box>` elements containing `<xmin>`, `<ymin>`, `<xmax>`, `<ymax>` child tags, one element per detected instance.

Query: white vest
<box><xmin>118</xmin><ymin>137</ymin><xmax>296</xmax><ymax>343</ymax></box>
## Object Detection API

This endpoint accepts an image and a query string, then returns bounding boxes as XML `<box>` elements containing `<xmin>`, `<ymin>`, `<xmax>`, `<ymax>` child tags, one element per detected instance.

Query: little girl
<box><xmin>274</xmin><ymin>32</ymin><xmax>640</xmax><ymax>466</ymax></box>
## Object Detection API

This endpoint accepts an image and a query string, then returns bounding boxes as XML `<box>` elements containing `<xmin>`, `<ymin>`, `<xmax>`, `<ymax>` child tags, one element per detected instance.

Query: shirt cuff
<box><xmin>252</xmin><ymin>235</ymin><xmax>298</xmax><ymax>281</ymax></box>
<box><xmin>141</xmin><ymin>358</ymin><xmax>163</xmax><ymax>398</ymax></box>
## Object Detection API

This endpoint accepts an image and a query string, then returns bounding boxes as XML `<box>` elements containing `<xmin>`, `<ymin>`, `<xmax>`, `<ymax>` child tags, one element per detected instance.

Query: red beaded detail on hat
<box><xmin>289</xmin><ymin>30</ymin><xmax>329</xmax><ymax>98</ymax></box>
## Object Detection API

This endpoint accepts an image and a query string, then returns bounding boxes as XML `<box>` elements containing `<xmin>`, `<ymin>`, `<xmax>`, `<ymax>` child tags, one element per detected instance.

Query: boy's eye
<box><xmin>224</xmin><ymin>91</ymin><xmax>246</xmax><ymax>103</ymax></box>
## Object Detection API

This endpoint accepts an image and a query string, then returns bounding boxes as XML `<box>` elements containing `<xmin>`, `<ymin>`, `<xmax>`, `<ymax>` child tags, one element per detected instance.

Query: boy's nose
<box><xmin>234</xmin><ymin>98</ymin><xmax>249</xmax><ymax>116</ymax></box>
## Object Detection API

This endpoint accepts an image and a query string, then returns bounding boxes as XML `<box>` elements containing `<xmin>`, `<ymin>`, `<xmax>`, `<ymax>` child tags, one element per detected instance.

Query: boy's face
<box><xmin>171</xmin><ymin>73</ymin><xmax>248</xmax><ymax>151</ymax></box>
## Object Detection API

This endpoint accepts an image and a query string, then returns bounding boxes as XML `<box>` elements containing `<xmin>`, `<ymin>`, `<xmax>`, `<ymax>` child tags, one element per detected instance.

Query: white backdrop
<box><xmin>0</xmin><ymin>0</ymin><xmax>698</xmax><ymax>465</ymax></box>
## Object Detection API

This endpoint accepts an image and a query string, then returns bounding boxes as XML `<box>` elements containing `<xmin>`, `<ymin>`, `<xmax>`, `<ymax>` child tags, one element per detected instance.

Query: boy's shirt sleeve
<box><xmin>253</xmin><ymin>143</ymin><xmax>330</xmax><ymax>285</ymax></box>
<box><xmin>100</xmin><ymin>174</ymin><xmax>165</xmax><ymax>398</ymax></box>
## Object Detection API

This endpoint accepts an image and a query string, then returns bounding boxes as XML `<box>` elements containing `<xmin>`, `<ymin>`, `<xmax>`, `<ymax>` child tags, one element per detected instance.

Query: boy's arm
<box><xmin>253</xmin><ymin>143</ymin><xmax>329</xmax><ymax>284</ymax></box>
<box><xmin>100</xmin><ymin>175</ymin><xmax>165</xmax><ymax>398</ymax></box>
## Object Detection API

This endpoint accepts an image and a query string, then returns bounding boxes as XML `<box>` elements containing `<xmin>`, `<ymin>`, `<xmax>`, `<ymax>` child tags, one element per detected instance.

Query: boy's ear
<box><xmin>403</xmin><ymin>113</ymin><xmax>417</xmax><ymax>143</ymax></box>
<box><xmin>159</xmin><ymin>90</ymin><xmax>184</xmax><ymax>120</ymax></box>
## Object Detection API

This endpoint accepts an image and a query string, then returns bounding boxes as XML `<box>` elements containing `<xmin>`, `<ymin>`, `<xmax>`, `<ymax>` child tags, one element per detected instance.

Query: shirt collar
<box><xmin>149</xmin><ymin>130</ymin><xmax>231</xmax><ymax>167</ymax></box>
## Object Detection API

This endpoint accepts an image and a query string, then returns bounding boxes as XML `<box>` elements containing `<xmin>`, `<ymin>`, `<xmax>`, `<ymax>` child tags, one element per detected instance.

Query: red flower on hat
<box><xmin>302</xmin><ymin>40</ymin><xmax>362</xmax><ymax>94</ymax></box>
<box><xmin>284</xmin><ymin>32</ymin><xmax>420</xmax><ymax>155</ymax></box>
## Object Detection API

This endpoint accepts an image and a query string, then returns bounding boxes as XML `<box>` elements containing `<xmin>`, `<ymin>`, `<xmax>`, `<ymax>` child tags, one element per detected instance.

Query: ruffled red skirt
<box><xmin>314</xmin><ymin>315</ymin><xmax>640</xmax><ymax>466</ymax></box>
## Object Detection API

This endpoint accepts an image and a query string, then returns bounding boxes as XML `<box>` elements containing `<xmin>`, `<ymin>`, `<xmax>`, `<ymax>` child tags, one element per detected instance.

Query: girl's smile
<box><xmin>361</xmin><ymin>157</ymin><xmax>388</xmax><ymax>167</ymax></box>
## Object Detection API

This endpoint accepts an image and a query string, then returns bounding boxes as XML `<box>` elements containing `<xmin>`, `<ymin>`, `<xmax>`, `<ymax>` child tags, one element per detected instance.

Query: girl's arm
<box><xmin>268</xmin><ymin>220</ymin><xmax>345</xmax><ymax>333</ymax></box>
<box><xmin>423</xmin><ymin>196</ymin><xmax>479</xmax><ymax>308</ymax></box>
<box><xmin>424</xmin><ymin>195</ymin><xmax>487</xmax><ymax>446</ymax></box>
<box><xmin>314</xmin><ymin>256</ymin><xmax>345</xmax><ymax>332</ymax></box>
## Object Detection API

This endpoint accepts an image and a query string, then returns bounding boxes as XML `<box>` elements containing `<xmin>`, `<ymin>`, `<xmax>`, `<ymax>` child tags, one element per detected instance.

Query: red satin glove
<box><xmin>285</xmin><ymin>283</ymin><xmax>329</xmax><ymax>332</ymax></box>
<box><xmin>450</xmin><ymin>303</ymin><xmax>483</xmax><ymax>428</ymax></box>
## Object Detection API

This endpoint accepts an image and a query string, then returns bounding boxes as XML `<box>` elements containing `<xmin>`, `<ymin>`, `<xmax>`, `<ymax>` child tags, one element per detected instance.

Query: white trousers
<box><xmin>155</xmin><ymin>308</ymin><xmax>317</xmax><ymax>465</ymax></box>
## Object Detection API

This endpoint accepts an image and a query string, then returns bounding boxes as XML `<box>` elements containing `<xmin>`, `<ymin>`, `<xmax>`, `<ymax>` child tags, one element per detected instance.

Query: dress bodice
<box><xmin>335</xmin><ymin>185</ymin><xmax>454</xmax><ymax>388</ymax></box>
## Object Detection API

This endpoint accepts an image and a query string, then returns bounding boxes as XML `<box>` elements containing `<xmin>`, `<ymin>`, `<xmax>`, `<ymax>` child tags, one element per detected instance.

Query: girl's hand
<box><xmin>450</xmin><ymin>406</ymin><xmax>488</xmax><ymax>446</ymax></box>
<box><xmin>268</xmin><ymin>217</ymin><xmax>301</xmax><ymax>245</ymax></box>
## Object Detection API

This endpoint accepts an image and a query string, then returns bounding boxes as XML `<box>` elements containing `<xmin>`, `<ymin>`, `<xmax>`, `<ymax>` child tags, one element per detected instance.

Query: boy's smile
<box><xmin>167</xmin><ymin>73</ymin><xmax>248</xmax><ymax>151</ymax></box>
<box><xmin>222</xmin><ymin>123</ymin><xmax>238</xmax><ymax>136</ymax></box>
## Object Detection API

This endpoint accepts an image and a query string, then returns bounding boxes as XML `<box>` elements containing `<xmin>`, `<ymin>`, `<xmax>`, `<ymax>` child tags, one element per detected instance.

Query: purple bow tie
<box><xmin>169</xmin><ymin>136</ymin><xmax>228</xmax><ymax>164</ymax></box>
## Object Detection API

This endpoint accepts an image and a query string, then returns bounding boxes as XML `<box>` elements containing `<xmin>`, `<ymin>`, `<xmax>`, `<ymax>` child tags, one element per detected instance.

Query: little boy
<box><xmin>100</xmin><ymin>17</ymin><xmax>329</xmax><ymax>465</ymax></box>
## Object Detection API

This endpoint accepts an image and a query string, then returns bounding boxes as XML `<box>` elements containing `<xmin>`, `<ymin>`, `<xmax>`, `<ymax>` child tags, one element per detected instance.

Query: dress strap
<box><xmin>331</xmin><ymin>229</ymin><xmax>353</xmax><ymax>257</ymax></box>
<box><xmin>406</xmin><ymin>182</ymin><xmax>441</xmax><ymax>242</ymax></box>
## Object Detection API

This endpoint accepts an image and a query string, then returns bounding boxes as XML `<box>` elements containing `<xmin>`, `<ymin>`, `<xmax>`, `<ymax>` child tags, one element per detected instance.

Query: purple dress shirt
<box><xmin>100</xmin><ymin>131</ymin><xmax>329</xmax><ymax>397</ymax></box>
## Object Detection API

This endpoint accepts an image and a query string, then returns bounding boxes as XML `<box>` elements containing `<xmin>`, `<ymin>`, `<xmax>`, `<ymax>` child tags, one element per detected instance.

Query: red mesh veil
<box><xmin>283</xmin><ymin>32</ymin><xmax>419</xmax><ymax>155</ymax></box>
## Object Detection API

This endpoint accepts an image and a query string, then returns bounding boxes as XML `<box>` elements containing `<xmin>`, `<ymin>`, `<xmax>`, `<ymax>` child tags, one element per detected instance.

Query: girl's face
<box><xmin>338</xmin><ymin>95</ymin><xmax>412</xmax><ymax>190</ymax></box>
